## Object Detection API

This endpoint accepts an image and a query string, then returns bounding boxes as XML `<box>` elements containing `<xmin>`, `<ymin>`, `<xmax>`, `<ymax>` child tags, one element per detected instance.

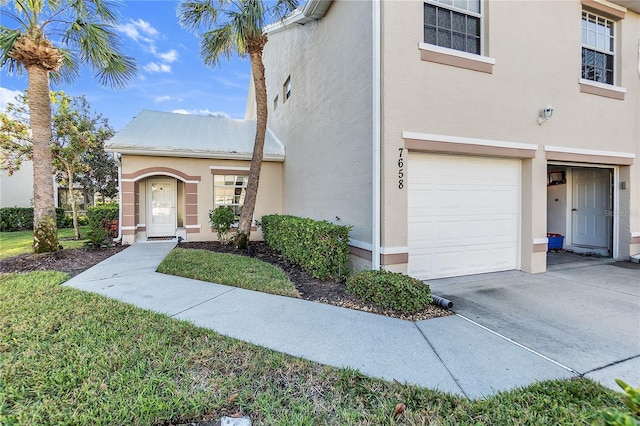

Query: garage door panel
<box><xmin>408</xmin><ymin>153</ymin><xmax>520</xmax><ymax>279</ymax></box>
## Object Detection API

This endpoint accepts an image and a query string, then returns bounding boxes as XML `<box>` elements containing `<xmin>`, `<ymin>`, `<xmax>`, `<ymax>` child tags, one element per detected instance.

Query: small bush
<box><xmin>346</xmin><ymin>270</ymin><xmax>433</xmax><ymax>314</ymax></box>
<box><xmin>0</xmin><ymin>207</ymin><xmax>66</xmax><ymax>231</ymax></box>
<box><xmin>209</xmin><ymin>206</ymin><xmax>235</xmax><ymax>243</ymax></box>
<box><xmin>87</xmin><ymin>204</ymin><xmax>119</xmax><ymax>231</ymax></box>
<box><xmin>83</xmin><ymin>228</ymin><xmax>113</xmax><ymax>249</ymax></box>
<box><xmin>261</xmin><ymin>214</ymin><xmax>351</xmax><ymax>281</ymax></box>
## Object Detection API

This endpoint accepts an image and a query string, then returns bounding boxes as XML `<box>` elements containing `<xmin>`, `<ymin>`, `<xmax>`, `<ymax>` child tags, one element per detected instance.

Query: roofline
<box><xmin>106</xmin><ymin>147</ymin><xmax>285</xmax><ymax>162</ymax></box>
<box><xmin>264</xmin><ymin>0</ymin><xmax>333</xmax><ymax>34</ymax></box>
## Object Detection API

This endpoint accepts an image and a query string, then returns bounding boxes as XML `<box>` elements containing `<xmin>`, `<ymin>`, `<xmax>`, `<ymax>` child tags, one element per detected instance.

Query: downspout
<box><xmin>372</xmin><ymin>0</ymin><xmax>381</xmax><ymax>270</ymax></box>
<box><xmin>114</xmin><ymin>152</ymin><xmax>123</xmax><ymax>242</ymax></box>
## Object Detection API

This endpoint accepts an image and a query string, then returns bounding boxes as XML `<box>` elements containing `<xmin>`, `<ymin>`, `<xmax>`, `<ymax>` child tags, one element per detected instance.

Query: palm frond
<box><xmin>271</xmin><ymin>0</ymin><xmax>298</xmax><ymax>21</ymax></box>
<box><xmin>62</xmin><ymin>20</ymin><xmax>136</xmax><ymax>88</ymax></box>
<box><xmin>178</xmin><ymin>0</ymin><xmax>219</xmax><ymax>32</ymax></box>
<box><xmin>49</xmin><ymin>47</ymin><xmax>79</xmax><ymax>85</ymax></box>
<box><xmin>0</xmin><ymin>26</ymin><xmax>22</xmax><ymax>70</ymax></box>
<box><xmin>201</xmin><ymin>24</ymin><xmax>236</xmax><ymax>67</ymax></box>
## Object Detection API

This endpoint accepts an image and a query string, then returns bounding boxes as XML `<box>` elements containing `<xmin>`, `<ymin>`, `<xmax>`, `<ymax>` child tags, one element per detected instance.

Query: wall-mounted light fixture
<box><xmin>537</xmin><ymin>105</ymin><xmax>554</xmax><ymax>125</ymax></box>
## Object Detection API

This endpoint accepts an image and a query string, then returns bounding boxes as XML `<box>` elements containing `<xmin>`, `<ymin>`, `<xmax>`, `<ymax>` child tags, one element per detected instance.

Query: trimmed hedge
<box><xmin>261</xmin><ymin>214</ymin><xmax>351</xmax><ymax>281</ymax></box>
<box><xmin>87</xmin><ymin>204</ymin><xmax>119</xmax><ymax>231</ymax></box>
<box><xmin>0</xmin><ymin>207</ymin><xmax>66</xmax><ymax>232</ymax></box>
<box><xmin>346</xmin><ymin>270</ymin><xmax>433</xmax><ymax>314</ymax></box>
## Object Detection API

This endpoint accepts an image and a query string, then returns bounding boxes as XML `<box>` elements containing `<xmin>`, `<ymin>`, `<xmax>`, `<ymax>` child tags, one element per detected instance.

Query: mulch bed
<box><xmin>0</xmin><ymin>241</ymin><xmax>451</xmax><ymax>321</ymax></box>
<box><xmin>178</xmin><ymin>241</ymin><xmax>451</xmax><ymax>321</ymax></box>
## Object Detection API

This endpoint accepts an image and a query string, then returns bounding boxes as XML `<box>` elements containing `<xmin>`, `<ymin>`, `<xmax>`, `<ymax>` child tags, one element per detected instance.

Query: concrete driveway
<box><xmin>428</xmin><ymin>256</ymin><xmax>640</xmax><ymax>390</ymax></box>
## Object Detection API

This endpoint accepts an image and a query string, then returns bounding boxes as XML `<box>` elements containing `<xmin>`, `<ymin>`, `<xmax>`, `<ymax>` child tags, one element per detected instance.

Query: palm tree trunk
<box><xmin>236</xmin><ymin>42</ymin><xmax>268</xmax><ymax>249</ymax></box>
<box><xmin>27</xmin><ymin>65</ymin><xmax>59</xmax><ymax>253</ymax></box>
<box><xmin>68</xmin><ymin>167</ymin><xmax>80</xmax><ymax>239</ymax></box>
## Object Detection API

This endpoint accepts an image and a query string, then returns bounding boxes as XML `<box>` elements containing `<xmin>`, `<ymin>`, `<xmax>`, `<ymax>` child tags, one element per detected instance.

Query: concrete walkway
<box><xmin>64</xmin><ymin>243</ymin><xmax>639</xmax><ymax>399</ymax></box>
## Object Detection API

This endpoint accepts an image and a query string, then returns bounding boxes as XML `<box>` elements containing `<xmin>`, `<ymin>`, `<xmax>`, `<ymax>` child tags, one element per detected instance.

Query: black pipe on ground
<box><xmin>431</xmin><ymin>295</ymin><xmax>453</xmax><ymax>309</ymax></box>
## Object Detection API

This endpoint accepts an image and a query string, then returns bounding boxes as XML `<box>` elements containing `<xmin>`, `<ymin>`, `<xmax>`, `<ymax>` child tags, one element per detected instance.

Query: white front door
<box><xmin>571</xmin><ymin>168</ymin><xmax>611</xmax><ymax>250</ymax></box>
<box><xmin>147</xmin><ymin>178</ymin><xmax>176</xmax><ymax>237</ymax></box>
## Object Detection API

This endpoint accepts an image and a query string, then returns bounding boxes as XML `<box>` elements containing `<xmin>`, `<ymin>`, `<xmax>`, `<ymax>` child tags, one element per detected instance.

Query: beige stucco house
<box><xmin>106</xmin><ymin>110</ymin><xmax>284</xmax><ymax>244</ymax></box>
<box><xmin>245</xmin><ymin>0</ymin><xmax>640</xmax><ymax>279</ymax></box>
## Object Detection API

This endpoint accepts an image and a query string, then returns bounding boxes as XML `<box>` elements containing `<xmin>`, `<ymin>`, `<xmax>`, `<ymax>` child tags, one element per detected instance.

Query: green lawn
<box><xmin>0</xmin><ymin>271</ymin><xmax>625</xmax><ymax>425</ymax></box>
<box><xmin>0</xmin><ymin>226</ymin><xmax>90</xmax><ymax>260</ymax></box>
<box><xmin>158</xmin><ymin>248</ymin><xmax>299</xmax><ymax>297</ymax></box>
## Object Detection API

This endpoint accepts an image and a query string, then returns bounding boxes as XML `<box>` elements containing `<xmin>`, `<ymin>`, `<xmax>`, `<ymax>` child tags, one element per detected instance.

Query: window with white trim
<box><xmin>213</xmin><ymin>174</ymin><xmax>247</xmax><ymax>219</ymax></box>
<box><xmin>581</xmin><ymin>11</ymin><xmax>614</xmax><ymax>85</ymax></box>
<box><xmin>423</xmin><ymin>0</ymin><xmax>481</xmax><ymax>55</ymax></box>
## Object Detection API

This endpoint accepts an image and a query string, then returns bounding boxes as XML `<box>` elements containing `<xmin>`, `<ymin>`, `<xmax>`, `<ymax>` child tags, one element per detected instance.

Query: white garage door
<box><xmin>408</xmin><ymin>153</ymin><xmax>520</xmax><ymax>279</ymax></box>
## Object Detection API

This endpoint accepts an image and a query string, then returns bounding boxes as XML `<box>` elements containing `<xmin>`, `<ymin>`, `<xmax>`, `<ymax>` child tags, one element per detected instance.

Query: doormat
<box><xmin>147</xmin><ymin>236</ymin><xmax>175</xmax><ymax>241</ymax></box>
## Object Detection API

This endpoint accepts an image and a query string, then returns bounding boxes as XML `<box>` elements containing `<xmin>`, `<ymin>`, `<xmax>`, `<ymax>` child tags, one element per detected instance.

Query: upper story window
<box><xmin>581</xmin><ymin>11</ymin><xmax>614</xmax><ymax>85</ymax></box>
<box><xmin>283</xmin><ymin>76</ymin><xmax>291</xmax><ymax>102</ymax></box>
<box><xmin>423</xmin><ymin>0</ymin><xmax>481</xmax><ymax>55</ymax></box>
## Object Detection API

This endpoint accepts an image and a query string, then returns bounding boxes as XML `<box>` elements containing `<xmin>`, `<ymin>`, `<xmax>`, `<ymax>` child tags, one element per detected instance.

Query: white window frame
<box><xmin>581</xmin><ymin>10</ymin><xmax>615</xmax><ymax>86</ymax></box>
<box><xmin>213</xmin><ymin>174</ymin><xmax>248</xmax><ymax>220</ymax></box>
<box><xmin>423</xmin><ymin>0</ymin><xmax>483</xmax><ymax>56</ymax></box>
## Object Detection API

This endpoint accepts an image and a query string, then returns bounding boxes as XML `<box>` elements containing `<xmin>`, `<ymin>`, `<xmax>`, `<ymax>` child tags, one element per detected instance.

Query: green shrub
<box><xmin>83</xmin><ymin>228</ymin><xmax>113</xmax><ymax>249</ymax></box>
<box><xmin>87</xmin><ymin>204</ymin><xmax>119</xmax><ymax>231</ymax></box>
<box><xmin>261</xmin><ymin>214</ymin><xmax>351</xmax><ymax>281</ymax></box>
<box><xmin>209</xmin><ymin>206</ymin><xmax>236</xmax><ymax>243</ymax></box>
<box><xmin>0</xmin><ymin>207</ymin><xmax>66</xmax><ymax>231</ymax></box>
<box><xmin>600</xmin><ymin>379</ymin><xmax>640</xmax><ymax>426</ymax></box>
<box><xmin>346</xmin><ymin>269</ymin><xmax>433</xmax><ymax>314</ymax></box>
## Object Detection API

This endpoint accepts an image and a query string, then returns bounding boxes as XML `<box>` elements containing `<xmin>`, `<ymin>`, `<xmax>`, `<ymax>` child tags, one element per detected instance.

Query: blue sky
<box><xmin>0</xmin><ymin>1</ymin><xmax>254</xmax><ymax>131</ymax></box>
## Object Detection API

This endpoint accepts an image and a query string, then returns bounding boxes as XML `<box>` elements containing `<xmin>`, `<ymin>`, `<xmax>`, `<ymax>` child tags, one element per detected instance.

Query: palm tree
<box><xmin>178</xmin><ymin>0</ymin><xmax>297</xmax><ymax>249</ymax></box>
<box><xmin>0</xmin><ymin>0</ymin><xmax>136</xmax><ymax>253</ymax></box>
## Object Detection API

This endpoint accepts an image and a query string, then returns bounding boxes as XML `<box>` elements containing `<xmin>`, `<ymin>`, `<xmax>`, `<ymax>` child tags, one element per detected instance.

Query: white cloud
<box><xmin>143</xmin><ymin>62</ymin><xmax>172</xmax><ymax>73</ymax></box>
<box><xmin>214</xmin><ymin>76</ymin><xmax>246</xmax><ymax>89</ymax></box>
<box><xmin>170</xmin><ymin>108</ymin><xmax>231</xmax><ymax>118</ymax></box>
<box><xmin>154</xmin><ymin>95</ymin><xmax>182</xmax><ymax>103</ymax></box>
<box><xmin>117</xmin><ymin>19</ymin><xmax>158</xmax><ymax>43</ymax></box>
<box><xmin>0</xmin><ymin>87</ymin><xmax>23</xmax><ymax>112</ymax></box>
<box><xmin>157</xmin><ymin>49</ymin><xmax>179</xmax><ymax>63</ymax></box>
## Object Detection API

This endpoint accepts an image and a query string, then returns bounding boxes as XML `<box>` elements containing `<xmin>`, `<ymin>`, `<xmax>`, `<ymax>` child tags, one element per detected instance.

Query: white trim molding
<box><xmin>418</xmin><ymin>43</ymin><xmax>495</xmax><ymax>65</ymax></box>
<box><xmin>349</xmin><ymin>239</ymin><xmax>373</xmax><ymax>251</ymax></box>
<box><xmin>579</xmin><ymin>78</ymin><xmax>626</xmax><ymax>94</ymax></box>
<box><xmin>403</xmin><ymin>132</ymin><xmax>538</xmax><ymax>151</ymax></box>
<box><xmin>209</xmin><ymin>166</ymin><xmax>250</xmax><ymax>171</ymax></box>
<box><xmin>533</xmin><ymin>238</ymin><xmax>549</xmax><ymax>245</ymax></box>
<box><xmin>121</xmin><ymin>226</ymin><xmax>136</xmax><ymax>231</ymax></box>
<box><xmin>381</xmin><ymin>246</ymin><xmax>409</xmax><ymax>255</ymax></box>
<box><xmin>632</xmin><ymin>232</ymin><xmax>640</xmax><ymax>238</ymax></box>
<box><xmin>544</xmin><ymin>145</ymin><xmax>635</xmax><ymax>159</ymax></box>
<box><xmin>185</xmin><ymin>224</ymin><xmax>202</xmax><ymax>229</ymax></box>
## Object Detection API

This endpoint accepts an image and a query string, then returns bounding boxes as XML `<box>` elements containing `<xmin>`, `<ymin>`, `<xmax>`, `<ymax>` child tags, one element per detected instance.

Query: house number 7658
<box><xmin>398</xmin><ymin>148</ymin><xmax>404</xmax><ymax>189</ymax></box>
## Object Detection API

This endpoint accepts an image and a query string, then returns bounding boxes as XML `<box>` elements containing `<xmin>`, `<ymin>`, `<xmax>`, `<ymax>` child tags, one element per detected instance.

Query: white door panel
<box><xmin>571</xmin><ymin>168</ymin><xmax>611</xmax><ymax>249</ymax></box>
<box><xmin>408</xmin><ymin>153</ymin><xmax>520</xmax><ymax>279</ymax></box>
<box><xmin>148</xmin><ymin>178</ymin><xmax>176</xmax><ymax>237</ymax></box>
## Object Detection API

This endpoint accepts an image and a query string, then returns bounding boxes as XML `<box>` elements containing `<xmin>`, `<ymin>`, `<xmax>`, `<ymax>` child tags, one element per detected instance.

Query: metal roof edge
<box><xmin>105</xmin><ymin>147</ymin><xmax>285</xmax><ymax>162</ymax></box>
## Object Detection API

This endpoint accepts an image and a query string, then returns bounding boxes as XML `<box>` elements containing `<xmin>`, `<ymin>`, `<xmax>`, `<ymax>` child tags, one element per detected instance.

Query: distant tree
<box><xmin>50</xmin><ymin>91</ymin><xmax>114</xmax><ymax>239</ymax></box>
<box><xmin>76</xmin><ymin>146</ymin><xmax>118</xmax><ymax>203</ymax></box>
<box><xmin>0</xmin><ymin>0</ymin><xmax>136</xmax><ymax>252</ymax></box>
<box><xmin>0</xmin><ymin>108</ymin><xmax>31</xmax><ymax>174</ymax></box>
<box><xmin>178</xmin><ymin>0</ymin><xmax>298</xmax><ymax>249</ymax></box>
<box><xmin>0</xmin><ymin>91</ymin><xmax>117</xmax><ymax>240</ymax></box>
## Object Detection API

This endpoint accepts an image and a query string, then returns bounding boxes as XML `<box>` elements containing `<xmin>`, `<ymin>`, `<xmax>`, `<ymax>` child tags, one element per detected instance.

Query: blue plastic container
<box><xmin>547</xmin><ymin>234</ymin><xmax>564</xmax><ymax>251</ymax></box>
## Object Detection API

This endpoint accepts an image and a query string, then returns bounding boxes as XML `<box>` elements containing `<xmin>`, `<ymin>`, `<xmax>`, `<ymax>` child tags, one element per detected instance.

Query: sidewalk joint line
<box><xmin>414</xmin><ymin>323</ymin><xmax>468</xmax><ymax>398</ymax></box>
<box><xmin>582</xmin><ymin>354</ymin><xmax>640</xmax><ymax>376</ymax></box>
<box><xmin>455</xmin><ymin>314</ymin><xmax>579</xmax><ymax>375</ymax></box>
<box><xmin>170</xmin><ymin>288</ymin><xmax>237</xmax><ymax>317</ymax></box>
